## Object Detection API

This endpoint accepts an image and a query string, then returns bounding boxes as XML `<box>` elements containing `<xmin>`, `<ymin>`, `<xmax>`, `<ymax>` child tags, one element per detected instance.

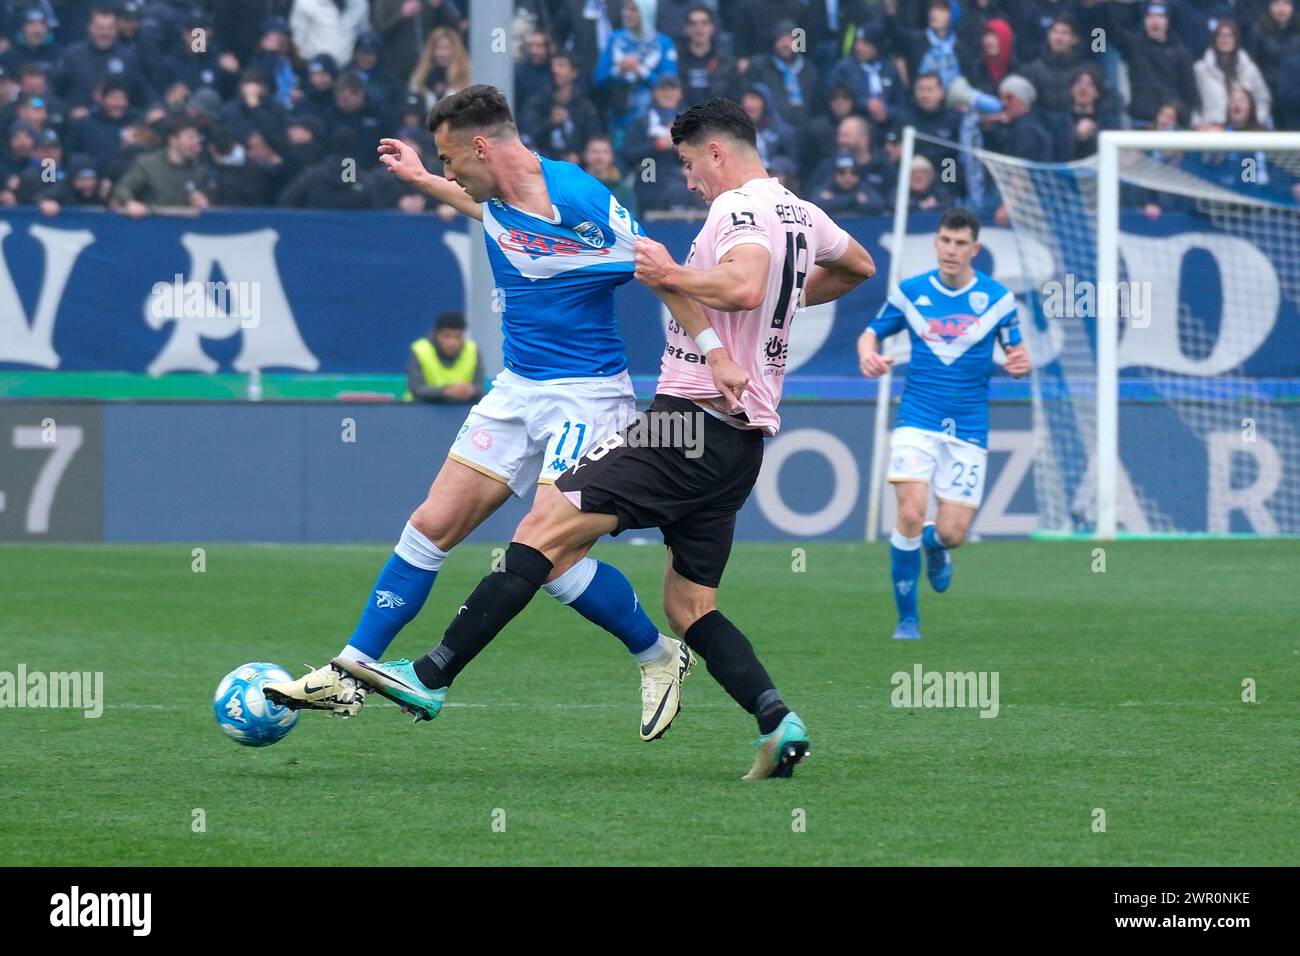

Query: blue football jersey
<box><xmin>868</xmin><ymin>269</ymin><xmax>1021</xmax><ymax>447</ymax></box>
<box><xmin>479</xmin><ymin>155</ymin><xmax>640</xmax><ymax>379</ymax></box>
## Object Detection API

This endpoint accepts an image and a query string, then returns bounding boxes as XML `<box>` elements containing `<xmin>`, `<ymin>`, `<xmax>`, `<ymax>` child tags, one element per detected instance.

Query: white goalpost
<box><xmin>868</xmin><ymin>127</ymin><xmax>1300</xmax><ymax>541</ymax></box>
<box><xmin>865</xmin><ymin>126</ymin><xmax>916</xmax><ymax>543</ymax></box>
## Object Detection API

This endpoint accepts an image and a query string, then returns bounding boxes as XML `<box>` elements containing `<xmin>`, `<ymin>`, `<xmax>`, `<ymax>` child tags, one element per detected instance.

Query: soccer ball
<box><xmin>214</xmin><ymin>662</ymin><xmax>299</xmax><ymax>747</ymax></box>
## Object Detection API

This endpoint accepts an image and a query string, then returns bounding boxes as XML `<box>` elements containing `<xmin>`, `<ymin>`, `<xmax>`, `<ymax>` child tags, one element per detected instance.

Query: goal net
<box><xmin>874</xmin><ymin>128</ymin><xmax>1300</xmax><ymax>538</ymax></box>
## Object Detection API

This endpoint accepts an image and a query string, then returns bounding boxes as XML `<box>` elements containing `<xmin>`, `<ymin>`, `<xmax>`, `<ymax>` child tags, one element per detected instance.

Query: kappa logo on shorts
<box><xmin>470</xmin><ymin>428</ymin><xmax>493</xmax><ymax>451</ymax></box>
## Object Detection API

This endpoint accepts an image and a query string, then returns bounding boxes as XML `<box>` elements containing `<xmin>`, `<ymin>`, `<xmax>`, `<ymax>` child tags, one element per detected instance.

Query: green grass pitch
<box><xmin>1</xmin><ymin>540</ymin><xmax>1296</xmax><ymax>866</ymax></box>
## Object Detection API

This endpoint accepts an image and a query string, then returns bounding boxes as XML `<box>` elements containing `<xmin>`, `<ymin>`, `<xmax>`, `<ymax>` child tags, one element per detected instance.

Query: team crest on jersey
<box><xmin>497</xmin><ymin>228</ymin><xmax>610</xmax><ymax>258</ymax></box>
<box><xmin>969</xmin><ymin>291</ymin><xmax>989</xmax><ymax>314</ymax></box>
<box><xmin>572</xmin><ymin>220</ymin><xmax>606</xmax><ymax>248</ymax></box>
<box><xmin>924</xmin><ymin>314</ymin><xmax>980</xmax><ymax>343</ymax></box>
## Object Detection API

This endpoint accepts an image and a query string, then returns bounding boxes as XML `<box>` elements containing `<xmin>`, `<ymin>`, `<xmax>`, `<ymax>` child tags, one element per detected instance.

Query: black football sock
<box><xmin>683</xmin><ymin>610</ymin><xmax>789</xmax><ymax>734</ymax></box>
<box><xmin>413</xmin><ymin>542</ymin><xmax>553</xmax><ymax>689</ymax></box>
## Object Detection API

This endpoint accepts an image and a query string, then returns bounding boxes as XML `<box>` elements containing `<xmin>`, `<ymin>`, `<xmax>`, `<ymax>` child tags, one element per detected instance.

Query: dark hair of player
<box><xmin>426</xmin><ymin>84</ymin><xmax>517</xmax><ymax>138</ymax></box>
<box><xmin>670</xmin><ymin>97</ymin><xmax>758</xmax><ymax>150</ymax></box>
<box><xmin>939</xmin><ymin>207</ymin><xmax>981</xmax><ymax>240</ymax></box>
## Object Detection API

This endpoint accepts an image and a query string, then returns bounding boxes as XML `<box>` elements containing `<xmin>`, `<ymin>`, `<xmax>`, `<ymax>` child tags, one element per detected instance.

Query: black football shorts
<box><xmin>554</xmin><ymin>394</ymin><xmax>764</xmax><ymax>588</ymax></box>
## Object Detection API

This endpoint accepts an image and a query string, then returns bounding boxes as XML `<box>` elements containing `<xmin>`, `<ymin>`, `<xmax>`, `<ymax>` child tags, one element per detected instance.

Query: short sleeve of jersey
<box><xmin>710</xmin><ymin>189</ymin><xmax>772</xmax><ymax>260</ymax></box>
<box><xmin>808</xmin><ymin>201</ymin><xmax>852</xmax><ymax>264</ymax></box>
<box><xmin>868</xmin><ymin>286</ymin><xmax>909</xmax><ymax>338</ymax></box>
<box><xmin>551</xmin><ymin>158</ymin><xmax>641</xmax><ymax>270</ymax></box>
<box><xmin>575</xmin><ymin>170</ymin><xmax>643</xmax><ymax>239</ymax></box>
<box><xmin>994</xmin><ymin>292</ymin><xmax>1023</xmax><ymax>348</ymax></box>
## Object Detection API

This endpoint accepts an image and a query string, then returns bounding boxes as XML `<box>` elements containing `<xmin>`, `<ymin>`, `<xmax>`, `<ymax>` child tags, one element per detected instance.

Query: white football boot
<box><xmin>263</xmin><ymin>663</ymin><xmax>367</xmax><ymax>718</ymax></box>
<box><xmin>638</xmin><ymin>638</ymin><xmax>696</xmax><ymax>741</ymax></box>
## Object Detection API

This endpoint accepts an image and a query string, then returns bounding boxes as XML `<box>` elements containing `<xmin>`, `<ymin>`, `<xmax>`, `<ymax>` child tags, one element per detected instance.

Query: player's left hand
<box><xmin>1004</xmin><ymin>344</ymin><xmax>1031</xmax><ymax>378</ymax></box>
<box><xmin>634</xmin><ymin>237</ymin><xmax>678</xmax><ymax>289</ymax></box>
<box><xmin>707</xmin><ymin>350</ymin><xmax>749</xmax><ymax>414</ymax></box>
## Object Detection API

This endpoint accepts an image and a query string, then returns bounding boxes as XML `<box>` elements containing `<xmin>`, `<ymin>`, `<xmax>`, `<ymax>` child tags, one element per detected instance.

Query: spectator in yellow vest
<box><xmin>405</xmin><ymin>310</ymin><xmax>484</xmax><ymax>403</ymax></box>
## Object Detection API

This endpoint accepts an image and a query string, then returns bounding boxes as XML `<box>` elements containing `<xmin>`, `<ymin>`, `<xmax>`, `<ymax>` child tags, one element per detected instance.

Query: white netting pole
<box><xmin>1096</xmin><ymin>132</ymin><xmax>1120</xmax><ymax>540</ymax></box>
<box><xmin>866</xmin><ymin>124</ymin><xmax>916</xmax><ymax>542</ymax></box>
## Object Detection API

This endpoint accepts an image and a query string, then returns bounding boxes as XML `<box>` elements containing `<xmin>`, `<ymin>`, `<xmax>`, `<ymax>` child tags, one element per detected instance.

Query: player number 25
<box><xmin>951</xmin><ymin>462</ymin><xmax>979</xmax><ymax>488</ymax></box>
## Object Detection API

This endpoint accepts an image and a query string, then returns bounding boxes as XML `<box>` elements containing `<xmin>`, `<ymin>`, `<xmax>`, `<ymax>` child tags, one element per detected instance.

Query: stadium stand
<box><xmin>1</xmin><ymin>0</ymin><xmax>1298</xmax><ymax>217</ymax></box>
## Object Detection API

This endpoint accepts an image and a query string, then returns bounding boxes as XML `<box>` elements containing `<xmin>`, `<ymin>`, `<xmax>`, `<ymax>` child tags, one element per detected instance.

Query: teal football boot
<box><xmin>743</xmin><ymin>712</ymin><xmax>810</xmax><ymax>780</ymax></box>
<box><xmin>332</xmin><ymin>657</ymin><xmax>446</xmax><ymax>723</ymax></box>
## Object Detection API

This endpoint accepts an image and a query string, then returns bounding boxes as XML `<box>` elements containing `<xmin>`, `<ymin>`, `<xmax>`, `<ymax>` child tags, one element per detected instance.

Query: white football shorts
<box><xmin>448</xmin><ymin>368</ymin><xmax>637</xmax><ymax>497</ymax></box>
<box><xmin>886</xmin><ymin>425</ymin><xmax>988</xmax><ymax>509</ymax></box>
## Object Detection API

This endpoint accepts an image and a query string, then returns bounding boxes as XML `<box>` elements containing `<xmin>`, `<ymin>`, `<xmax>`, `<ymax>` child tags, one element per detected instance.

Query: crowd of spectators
<box><xmin>2</xmin><ymin>0</ymin><xmax>1298</xmax><ymax>220</ymax></box>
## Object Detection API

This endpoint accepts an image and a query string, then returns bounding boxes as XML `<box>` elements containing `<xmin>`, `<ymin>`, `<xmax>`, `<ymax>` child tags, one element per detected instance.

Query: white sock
<box><xmin>394</xmin><ymin>521</ymin><xmax>448</xmax><ymax>571</ymax></box>
<box><xmin>336</xmin><ymin>646</ymin><xmax>374</xmax><ymax>665</ymax></box>
<box><xmin>634</xmin><ymin>633</ymin><xmax>674</xmax><ymax>665</ymax></box>
<box><xmin>542</xmin><ymin>556</ymin><xmax>598</xmax><ymax>604</ymax></box>
<box><xmin>890</xmin><ymin>529</ymin><xmax>922</xmax><ymax>550</ymax></box>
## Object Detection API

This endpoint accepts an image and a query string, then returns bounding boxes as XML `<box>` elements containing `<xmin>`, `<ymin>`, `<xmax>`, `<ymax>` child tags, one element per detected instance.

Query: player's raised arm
<box><xmin>634</xmin><ymin>235</ymin><xmax>769</xmax><ymax>312</ymax></box>
<box><xmin>802</xmin><ymin>235</ymin><xmax>877</xmax><ymax>307</ymax></box>
<box><xmin>377</xmin><ymin>138</ymin><xmax>483</xmax><ymax>221</ymax></box>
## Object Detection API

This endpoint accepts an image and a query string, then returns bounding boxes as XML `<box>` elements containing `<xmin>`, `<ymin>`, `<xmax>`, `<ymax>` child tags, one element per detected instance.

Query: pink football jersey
<box><xmin>656</xmin><ymin>177</ymin><xmax>850</xmax><ymax>434</ymax></box>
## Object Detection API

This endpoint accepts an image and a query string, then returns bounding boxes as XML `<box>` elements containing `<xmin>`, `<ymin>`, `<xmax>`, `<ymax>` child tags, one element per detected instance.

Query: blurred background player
<box><xmin>857</xmin><ymin>207</ymin><xmax>1031</xmax><ymax>641</ymax></box>
<box><xmin>404</xmin><ymin>308</ymin><xmax>484</xmax><ymax>403</ymax></box>
<box><xmin>346</xmin><ymin>99</ymin><xmax>877</xmax><ymax>779</ymax></box>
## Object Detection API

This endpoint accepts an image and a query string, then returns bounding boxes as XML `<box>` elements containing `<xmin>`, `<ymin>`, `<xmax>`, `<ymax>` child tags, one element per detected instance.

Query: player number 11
<box><xmin>556</xmin><ymin>421</ymin><xmax>587</xmax><ymax>459</ymax></box>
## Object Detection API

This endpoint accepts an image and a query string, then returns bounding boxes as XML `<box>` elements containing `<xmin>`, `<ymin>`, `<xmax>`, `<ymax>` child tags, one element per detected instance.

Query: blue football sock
<box><xmin>923</xmin><ymin>525</ymin><xmax>947</xmax><ymax>551</ymax></box>
<box><xmin>890</xmin><ymin>530</ymin><xmax>922</xmax><ymax>623</ymax></box>
<box><xmin>341</xmin><ymin>522</ymin><xmax>446</xmax><ymax>661</ymax></box>
<box><xmin>544</xmin><ymin>557</ymin><xmax>660</xmax><ymax>655</ymax></box>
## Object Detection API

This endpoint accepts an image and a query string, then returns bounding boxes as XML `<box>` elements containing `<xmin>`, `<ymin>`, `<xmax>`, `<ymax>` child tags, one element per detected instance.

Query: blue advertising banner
<box><xmin>2</xmin><ymin>399</ymin><xmax>1291</xmax><ymax>542</ymax></box>
<box><xmin>3</xmin><ymin>208</ymin><xmax>1297</xmax><ymax>383</ymax></box>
